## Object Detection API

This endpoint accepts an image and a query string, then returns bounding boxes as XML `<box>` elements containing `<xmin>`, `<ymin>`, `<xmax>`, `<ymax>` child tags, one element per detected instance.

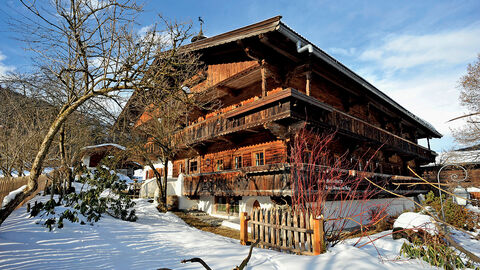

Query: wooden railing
<box><xmin>240</xmin><ymin>209</ymin><xmax>325</xmax><ymax>255</ymax></box>
<box><xmin>182</xmin><ymin>162</ymin><xmax>431</xmax><ymax>197</ymax></box>
<box><xmin>326</xmin><ymin>110</ymin><xmax>432</xmax><ymax>158</ymax></box>
<box><xmin>179</xmin><ymin>99</ymin><xmax>291</xmax><ymax>145</ymax></box>
<box><xmin>176</xmin><ymin>87</ymin><xmax>434</xmax><ymax>159</ymax></box>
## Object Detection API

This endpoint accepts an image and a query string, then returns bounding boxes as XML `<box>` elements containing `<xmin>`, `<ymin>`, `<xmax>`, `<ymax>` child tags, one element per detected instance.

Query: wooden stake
<box><xmin>312</xmin><ymin>215</ymin><xmax>325</xmax><ymax>255</ymax></box>
<box><xmin>240</xmin><ymin>212</ymin><xmax>249</xmax><ymax>245</ymax></box>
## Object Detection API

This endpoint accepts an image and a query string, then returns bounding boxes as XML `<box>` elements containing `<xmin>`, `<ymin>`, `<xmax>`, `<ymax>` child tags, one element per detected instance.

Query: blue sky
<box><xmin>1</xmin><ymin>0</ymin><xmax>479</xmax><ymax>152</ymax></box>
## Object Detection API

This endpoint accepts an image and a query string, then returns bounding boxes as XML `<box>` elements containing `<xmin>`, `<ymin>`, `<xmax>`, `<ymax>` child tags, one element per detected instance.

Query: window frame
<box><xmin>253</xmin><ymin>150</ymin><xmax>265</xmax><ymax>166</ymax></box>
<box><xmin>216</xmin><ymin>159</ymin><xmax>224</xmax><ymax>171</ymax></box>
<box><xmin>189</xmin><ymin>159</ymin><xmax>198</xmax><ymax>174</ymax></box>
<box><xmin>234</xmin><ymin>155</ymin><xmax>243</xmax><ymax>169</ymax></box>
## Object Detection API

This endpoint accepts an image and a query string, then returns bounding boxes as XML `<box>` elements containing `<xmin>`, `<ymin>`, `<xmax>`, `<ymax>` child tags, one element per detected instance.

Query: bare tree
<box><xmin>118</xmin><ymin>18</ymin><xmax>218</xmax><ymax>210</ymax></box>
<box><xmin>452</xmin><ymin>54</ymin><xmax>480</xmax><ymax>146</ymax></box>
<box><xmin>0</xmin><ymin>84</ymin><xmax>56</xmax><ymax>178</ymax></box>
<box><xmin>0</xmin><ymin>0</ymin><xmax>163</xmax><ymax>225</ymax></box>
<box><xmin>290</xmin><ymin>127</ymin><xmax>388</xmax><ymax>247</ymax></box>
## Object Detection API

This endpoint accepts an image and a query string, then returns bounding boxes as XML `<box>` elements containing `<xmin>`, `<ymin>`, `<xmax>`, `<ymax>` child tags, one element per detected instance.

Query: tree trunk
<box><xmin>59</xmin><ymin>124</ymin><xmax>73</xmax><ymax>192</ymax></box>
<box><xmin>163</xmin><ymin>158</ymin><xmax>168</xmax><ymax>206</ymax></box>
<box><xmin>146</xmin><ymin>161</ymin><xmax>166</xmax><ymax>212</ymax></box>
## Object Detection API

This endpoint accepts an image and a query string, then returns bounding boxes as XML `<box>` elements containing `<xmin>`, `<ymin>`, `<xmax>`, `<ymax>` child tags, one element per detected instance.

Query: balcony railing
<box><xmin>182</xmin><ymin>163</ymin><xmax>430</xmax><ymax>197</ymax></box>
<box><xmin>175</xmin><ymin>88</ymin><xmax>434</xmax><ymax>160</ymax></box>
<box><xmin>326</xmin><ymin>110</ymin><xmax>433</xmax><ymax>158</ymax></box>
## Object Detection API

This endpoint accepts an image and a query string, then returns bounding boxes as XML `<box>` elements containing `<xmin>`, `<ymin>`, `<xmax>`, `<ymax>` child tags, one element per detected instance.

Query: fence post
<box><xmin>240</xmin><ymin>212</ymin><xmax>249</xmax><ymax>245</ymax></box>
<box><xmin>312</xmin><ymin>215</ymin><xmax>325</xmax><ymax>255</ymax></box>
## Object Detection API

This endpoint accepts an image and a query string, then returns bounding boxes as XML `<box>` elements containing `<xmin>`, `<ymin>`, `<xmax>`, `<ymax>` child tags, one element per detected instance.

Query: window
<box><xmin>189</xmin><ymin>160</ymin><xmax>198</xmax><ymax>174</ymax></box>
<box><xmin>216</xmin><ymin>159</ymin><xmax>224</xmax><ymax>171</ymax></box>
<box><xmin>254</xmin><ymin>151</ymin><xmax>264</xmax><ymax>166</ymax></box>
<box><xmin>234</xmin><ymin>155</ymin><xmax>242</xmax><ymax>169</ymax></box>
<box><xmin>215</xmin><ymin>196</ymin><xmax>240</xmax><ymax>215</ymax></box>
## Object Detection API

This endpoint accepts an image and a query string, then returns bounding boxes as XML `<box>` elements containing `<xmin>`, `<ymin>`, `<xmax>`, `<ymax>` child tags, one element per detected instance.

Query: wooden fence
<box><xmin>240</xmin><ymin>209</ymin><xmax>325</xmax><ymax>255</ymax></box>
<box><xmin>0</xmin><ymin>175</ymin><xmax>48</xmax><ymax>209</ymax></box>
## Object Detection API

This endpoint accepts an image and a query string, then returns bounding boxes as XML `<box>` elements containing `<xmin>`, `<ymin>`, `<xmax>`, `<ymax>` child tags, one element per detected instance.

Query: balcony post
<box><xmin>261</xmin><ymin>59</ymin><xmax>267</xmax><ymax>97</ymax></box>
<box><xmin>306</xmin><ymin>71</ymin><xmax>311</xmax><ymax>96</ymax></box>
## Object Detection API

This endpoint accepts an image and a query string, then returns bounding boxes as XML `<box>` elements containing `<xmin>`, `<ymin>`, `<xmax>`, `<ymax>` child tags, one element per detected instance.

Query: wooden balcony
<box><xmin>182</xmin><ymin>163</ymin><xmax>430</xmax><ymax>197</ymax></box>
<box><xmin>325</xmin><ymin>109</ymin><xmax>433</xmax><ymax>160</ymax></box>
<box><xmin>176</xmin><ymin>88</ymin><xmax>435</xmax><ymax>161</ymax></box>
<box><xmin>178</xmin><ymin>89</ymin><xmax>299</xmax><ymax>145</ymax></box>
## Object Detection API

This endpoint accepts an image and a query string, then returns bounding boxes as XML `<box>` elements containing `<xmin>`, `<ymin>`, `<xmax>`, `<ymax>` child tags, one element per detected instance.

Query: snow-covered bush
<box><xmin>30</xmin><ymin>166</ymin><xmax>137</xmax><ymax>230</ymax></box>
<box><xmin>400</xmin><ymin>239</ymin><xmax>477</xmax><ymax>269</ymax></box>
<box><xmin>423</xmin><ymin>191</ymin><xmax>479</xmax><ymax>231</ymax></box>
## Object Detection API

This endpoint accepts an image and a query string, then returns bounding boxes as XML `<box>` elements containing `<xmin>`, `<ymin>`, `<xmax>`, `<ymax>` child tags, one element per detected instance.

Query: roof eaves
<box><xmin>184</xmin><ymin>16</ymin><xmax>282</xmax><ymax>51</ymax></box>
<box><xmin>276</xmin><ymin>22</ymin><xmax>442</xmax><ymax>138</ymax></box>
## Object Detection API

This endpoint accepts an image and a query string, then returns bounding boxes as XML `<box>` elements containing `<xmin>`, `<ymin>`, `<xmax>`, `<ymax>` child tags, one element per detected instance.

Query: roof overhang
<box><xmin>184</xmin><ymin>16</ymin><xmax>442</xmax><ymax>139</ymax></box>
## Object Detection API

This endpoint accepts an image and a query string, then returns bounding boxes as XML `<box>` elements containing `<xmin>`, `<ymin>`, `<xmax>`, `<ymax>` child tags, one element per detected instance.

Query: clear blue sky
<box><xmin>1</xmin><ymin>0</ymin><xmax>479</xmax><ymax>152</ymax></box>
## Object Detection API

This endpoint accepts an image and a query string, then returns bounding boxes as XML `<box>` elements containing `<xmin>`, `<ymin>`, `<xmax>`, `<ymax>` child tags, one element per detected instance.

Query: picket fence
<box><xmin>240</xmin><ymin>209</ymin><xmax>325</xmax><ymax>255</ymax></box>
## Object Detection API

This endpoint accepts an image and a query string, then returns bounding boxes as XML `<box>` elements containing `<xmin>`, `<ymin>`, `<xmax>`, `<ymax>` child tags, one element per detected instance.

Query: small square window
<box><xmin>189</xmin><ymin>160</ymin><xmax>198</xmax><ymax>173</ymax></box>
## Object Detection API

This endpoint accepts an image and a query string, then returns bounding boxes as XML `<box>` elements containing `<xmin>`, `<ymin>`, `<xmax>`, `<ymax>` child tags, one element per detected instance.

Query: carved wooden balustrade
<box><xmin>175</xmin><ymin>88</ymin><xmax>434</xmax><ymax>160</ymax></box>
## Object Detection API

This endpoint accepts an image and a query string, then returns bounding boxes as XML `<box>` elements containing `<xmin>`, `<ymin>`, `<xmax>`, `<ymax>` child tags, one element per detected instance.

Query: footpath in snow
<box><xmin>0</xmin><ymin>198</ymin><xmax>440</xmax><ymax>270</ymax></box>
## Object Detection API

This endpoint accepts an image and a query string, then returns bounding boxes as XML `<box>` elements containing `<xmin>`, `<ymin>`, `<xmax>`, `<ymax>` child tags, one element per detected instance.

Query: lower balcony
<box><xmin>182</xmin><ymin>163</ymin><xmax>430</xmax><ymax>197</ymax></box>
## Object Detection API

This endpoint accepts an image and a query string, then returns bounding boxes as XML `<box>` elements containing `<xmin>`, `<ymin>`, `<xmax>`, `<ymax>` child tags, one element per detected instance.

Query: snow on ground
<box><xmin>393</xmin><ymin>212</ymin><xmax>437</xmax><ymax>234</ymax></box>
<box><xmin>1</xmin><ymin>197</ymin><xmax>441</xmax><ymax>270</ymax></box>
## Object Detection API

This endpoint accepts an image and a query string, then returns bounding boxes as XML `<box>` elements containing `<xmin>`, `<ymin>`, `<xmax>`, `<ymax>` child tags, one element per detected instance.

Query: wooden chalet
<box><xmin>134</xmin><ymin>16</ymin><xmax>441</xmax><ymax>216</ymax></box>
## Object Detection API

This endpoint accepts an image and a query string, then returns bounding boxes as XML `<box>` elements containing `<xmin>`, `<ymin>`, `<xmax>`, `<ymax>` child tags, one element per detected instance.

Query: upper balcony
<box><xmin>176</xmin><ymin>88</ymin><xmax>435</xmax><ymax>161</ymax></box>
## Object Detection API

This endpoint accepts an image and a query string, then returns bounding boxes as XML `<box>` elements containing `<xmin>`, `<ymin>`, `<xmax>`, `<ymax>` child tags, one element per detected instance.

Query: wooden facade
<box><xmin>136</xmin><ymin>17</ymin><xmax>441</xmax><ymax>206</ymax></box>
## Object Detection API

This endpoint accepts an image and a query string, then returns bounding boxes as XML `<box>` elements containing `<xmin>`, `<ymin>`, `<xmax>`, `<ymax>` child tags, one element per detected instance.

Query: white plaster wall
<box><xmin>139</xmin><ymin>178</ymin><xmax>157</xmax><ymax>198</ymax></box>
<box><xmin>139</xmin><ymin>174</ymin><xmax>198</xmax><ymax>210</ymax></box>
<box><xmin>240</xmin><ymin>196</ymin><xmax>274</xmax><ymax>214</ymax></box>
<box><xmin>144</xmin><ymin>161</ymin><xmax>174</xmax><ymax>179</ymax></box>
<box><xmin>322</xmin><ymin>197</ymin><xmax>415</xmax><ymax>229</ymax></box>
<box><xmin>173</xmin><ymin>174</ymin><xmax>198</xmax><ymax>210</ymax></box>
<box><xmin>198</xmin><ymin>196</ymin><xmax>215</xmax><ymax>214</ymax></box>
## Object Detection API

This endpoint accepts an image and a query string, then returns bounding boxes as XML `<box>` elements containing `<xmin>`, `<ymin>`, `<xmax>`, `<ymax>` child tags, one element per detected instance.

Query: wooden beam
<box><xmin>259</xmin><ymin>35</ymin><xmax>300</xmax><ymax>63</ymax></box>
<box><xmin>306</xmin><ymin>71</ymin><xmax>311</xmax><ymax>96</ymax></box>
<box><xmin>261</xmin><ymin>59</ymin><xmax>267</xmax><ymax>97</ymax></box>
<box><xmin>237</xmin><ymin>40</ymin><xmax>264</xmax><ymax>61</ymax></box>
<box><xmin>263</xmin><ymin>122</ymin><xmax>288</xmax><ymax>139</ymax></box>
<box><xmin>217</xmin><ymin>86</ymin><xmax>238</xmax><ymax>97</ymax></box>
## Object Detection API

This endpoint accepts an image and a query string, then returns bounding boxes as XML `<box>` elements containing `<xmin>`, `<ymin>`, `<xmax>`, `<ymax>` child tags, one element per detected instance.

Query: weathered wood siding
<box><xmin>173</xmin><ymin>140</ymin><xmax>287</xmax><ymax>177</ymax></box>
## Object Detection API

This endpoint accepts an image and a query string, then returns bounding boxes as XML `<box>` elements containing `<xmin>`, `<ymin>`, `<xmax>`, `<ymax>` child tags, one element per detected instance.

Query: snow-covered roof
<box><xmin>423</xmin><ymin>150</ymin><xmax>480</xmax><ymax>167</ymax></box>
<box><xmin>81</xmin><ymin>143</ymin><xmax>126</xmax><ymax>151</ymax></box>
<box><xmin>467</xmin><ymin>187</ymin><xmax>480</xmax><ymax>193</ymax></box>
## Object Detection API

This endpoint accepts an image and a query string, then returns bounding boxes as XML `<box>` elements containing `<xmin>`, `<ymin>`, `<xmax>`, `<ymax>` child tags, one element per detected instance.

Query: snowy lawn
<box><xmin>1</xmin><ymin>198</ymin><xmax>439</xmax><ymax>270</ymax></box>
